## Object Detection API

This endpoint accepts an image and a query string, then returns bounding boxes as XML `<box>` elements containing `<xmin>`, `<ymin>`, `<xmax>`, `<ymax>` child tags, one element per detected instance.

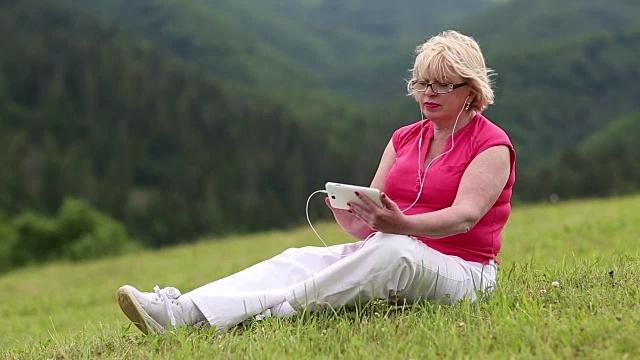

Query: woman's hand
<box><xmin>348</xmin><ymin>192</ymin><xmax>408</xmax><ymax>234</ymax></box>
<box><xmin>325</xmin><ymin>197</ymin><xmax>374</xmax><ymax>239</ymax></box>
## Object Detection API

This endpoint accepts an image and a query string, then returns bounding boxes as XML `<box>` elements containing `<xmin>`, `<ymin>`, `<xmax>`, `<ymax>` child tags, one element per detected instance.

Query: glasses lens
<box><xmin>412</xmin><ymin>81</ymin><xmax>454</xmax><ymax>93</ymax></box>
<box><xmin>412</xmin><ymin>81</ymin><xmax>427</xmax><ymax>91</ymax></box>
<box><xmin>432</xmin><ymin>83</ymin><xmax>452</xmax><ymax>94</ymax></box>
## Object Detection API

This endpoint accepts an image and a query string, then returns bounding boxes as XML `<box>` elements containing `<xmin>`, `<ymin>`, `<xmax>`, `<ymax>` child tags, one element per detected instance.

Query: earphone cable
<box><xmin>306</xmin><ymin>189</ymin><xmax>374</xmax><ymax>256</ymax></box>
<box><xmin>402</xmin><ymin>102</ymin><xmax>468</xmax><ymax>213</ymax></box>
<box><xmin>305</xmin><ymin>190</ymin><xmax>331</xmax><ymax>248</ymax></box>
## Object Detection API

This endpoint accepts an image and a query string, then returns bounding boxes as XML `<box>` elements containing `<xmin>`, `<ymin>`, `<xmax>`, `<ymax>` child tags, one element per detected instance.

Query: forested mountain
<box><xmin>460</xmin><ymin>0</ymin><xmax>640</xmax><ymax>55</ymax></box>
<box><xmin>64</xmin><ymin>0</ymin><xmax>495</xmax><ymax>101</ymax></box>
<box><xmin>64</xmin><ymin>0</ymin><xmax>640</xmax><ymax>168</ymax></box>
<box><xmin>266</xmin><ymin>0</ymin><xmax>494</xmax><ymax>99</ymax></box>
<box><xmin>1</xmin><ymin>0</ymin><xmax>639</xmax><ymax>254</ymax></box>
<box><xmin>270</xmin><ymin>0</ymin><xmax>493</xmax><ymax>39</ymax></box>
<box><xmin>483</xmin><ymin>21</ymin><xmax>640</xmax><ymax>167</ymax></box>
<box><xmin>518</xmin><ymin>112</ymin><xmax>640</xmax><ymax>202</ymax></box>
<box><xmin>0</xmin><ymin>0</ymin><xmax>352</xmax><ymax>246</ymax></box>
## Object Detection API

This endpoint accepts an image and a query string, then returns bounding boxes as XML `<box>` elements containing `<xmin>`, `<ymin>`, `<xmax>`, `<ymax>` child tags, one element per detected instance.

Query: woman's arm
<box><xmin>326</xmin><ymin>139</ymin><xmax>396</xmax><ymax>239</ymax></box>
<box><xmin>369</xmin><ymin>139</ymin><xmax>396</xmax><ymax>191</ymax></box>
<box><xmin>350</xmin><ymin>145</ymin><xmax>511</xmax><ymax>238</ymax></box>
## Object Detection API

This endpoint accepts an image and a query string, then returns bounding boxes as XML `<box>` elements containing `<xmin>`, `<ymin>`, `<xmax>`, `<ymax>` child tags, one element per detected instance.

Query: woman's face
<box><xmin>415</xmin><ymin>73</ymin><xmax>473</xmax><ymax>122</ymax></box>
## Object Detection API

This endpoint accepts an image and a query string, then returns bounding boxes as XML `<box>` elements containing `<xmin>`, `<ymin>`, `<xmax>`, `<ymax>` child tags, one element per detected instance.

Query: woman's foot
<box><xmin>117</xmin><ymin>285</ymin><xmax>187</xmax><ymax>334</ymax></box>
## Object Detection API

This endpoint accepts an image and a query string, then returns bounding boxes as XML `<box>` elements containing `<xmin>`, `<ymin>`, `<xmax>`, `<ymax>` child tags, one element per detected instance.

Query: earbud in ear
<box><xmin>465</xmin><ymin>92</ymin><xmax>475</xmax><ymax>110</ymax></box>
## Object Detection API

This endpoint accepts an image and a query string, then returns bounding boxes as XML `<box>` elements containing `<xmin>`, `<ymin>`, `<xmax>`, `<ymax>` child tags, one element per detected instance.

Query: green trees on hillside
<box><xmin>0</xmin><ymin>198</ymin><xmax>139</xmax><ymax>274</ymax></box>
<box><xmin>64</xmin><ymin>0</ymin><xmax>640</xmax><ymax>170</ymax></box>
<box><xmin>517</xmin><ymin>112</ymin><xmax>640</xmax><ymax>202</ymax></box>
<box><xmin>484</xmin><ymin>22</ymin><xmax>640</xmax><ymax>167</ymax></box>
<box><xmin>65</xmin><ymin>0</ymin><xmax>493</xmax><ymax>102</ymax></box>
<box><xmin>462</xmin><ymin>0</ymin><xmax>640</xmax><ymax>53</ymax></box>
<box><xmin>0</xmin><ymin>0</ymin><xmax>352</xmax><ymax>247</ymax></box>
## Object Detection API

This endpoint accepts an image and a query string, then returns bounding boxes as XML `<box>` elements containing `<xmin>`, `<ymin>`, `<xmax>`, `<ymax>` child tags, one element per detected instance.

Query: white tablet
<box><xmin>325</xmin><ymin>182</ymin><xmax>383</xmax><ymax>210</ymax></box>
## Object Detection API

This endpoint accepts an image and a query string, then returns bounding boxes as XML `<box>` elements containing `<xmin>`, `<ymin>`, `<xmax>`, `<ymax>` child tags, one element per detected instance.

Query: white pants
<box><xmin>186</xmin><ymin>233</ymin><xmax>497</xmax><ymax>330</ymax></box>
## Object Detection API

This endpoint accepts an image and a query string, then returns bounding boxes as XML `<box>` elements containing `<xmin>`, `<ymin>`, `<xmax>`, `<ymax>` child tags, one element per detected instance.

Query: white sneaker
<box><xmin>117</xmin><ymin>285</ymin><xmax>185</xmax><ymax>335</ymax></box>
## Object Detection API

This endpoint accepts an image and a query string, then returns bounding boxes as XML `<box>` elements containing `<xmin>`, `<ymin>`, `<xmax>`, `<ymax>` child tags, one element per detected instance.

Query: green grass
<box><xmin>1</xmin><ymin>195</ymin><xmax>639</xmax><ymax>359</ymax></box>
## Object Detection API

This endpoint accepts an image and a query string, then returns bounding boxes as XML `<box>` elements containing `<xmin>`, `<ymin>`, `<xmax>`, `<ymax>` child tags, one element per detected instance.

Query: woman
<box><xmin>117</xmin><ymin>30</ymin><xmax>516</xmax><ymax>335</ymax></box>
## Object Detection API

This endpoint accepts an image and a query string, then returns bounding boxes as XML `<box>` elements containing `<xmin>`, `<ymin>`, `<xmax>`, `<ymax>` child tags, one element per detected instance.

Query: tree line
<box><xmin>0</xmin><ymin>0</ymin><xmax>361</xmax><ymax>249</ymax></box>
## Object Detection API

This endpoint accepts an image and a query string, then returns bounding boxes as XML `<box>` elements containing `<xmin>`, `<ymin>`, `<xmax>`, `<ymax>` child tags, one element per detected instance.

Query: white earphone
<box><xmin>305</xmin><ymin>96</ymin><xmax>473</xmax><ymax>255</ymax></box>
<box><xmin>401</xmin><ymin>95</ymin><xmax>471</xmax><ymax>213</ymax></box>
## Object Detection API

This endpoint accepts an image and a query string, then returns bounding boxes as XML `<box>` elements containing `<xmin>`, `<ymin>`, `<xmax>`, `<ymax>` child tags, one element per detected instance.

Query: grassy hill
<box><xmin>1</xmin><ymin>194</ymin><xmax>639</xmax><ymax>358</ymax></box>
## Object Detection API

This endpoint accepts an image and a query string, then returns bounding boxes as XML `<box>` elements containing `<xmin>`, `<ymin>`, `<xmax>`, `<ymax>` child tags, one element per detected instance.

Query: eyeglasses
<box><xmin>410</xmin><ymin>80</ymin><xmax>467</xmax><ymax>94</ymax></box>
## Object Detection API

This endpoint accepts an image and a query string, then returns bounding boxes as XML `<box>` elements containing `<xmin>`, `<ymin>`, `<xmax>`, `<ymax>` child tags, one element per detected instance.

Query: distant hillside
<box><xmin>3</xmin><ymin>0</ymin><xmax>640</xmax><ymax>249</ymax></box>
<box><xmin>271</xmin><ymin>0</ymin><xmax>493</xmax><ymax>39</ymax></box>
<box><xmin>267</xmin><ymin>0</ymin><xmax>494</xmax><ymax>98</ymax></box>
<box><xmin>0</xmin><ymin>0</ymin><xmax>353</xmax><ymax>246</ymax></box>
<box><xmin>517</xmin><ymin>112</ymin><xmax>640</xmax><ymax>202</ymax></box>
<box><xmin>64</xmin><ymin>0</ymin><xmax>495</xmax><ymax>101</ymax></box>
<box><xmin>460</xmin><ymin>0</ymin><xmax>640</xmax><ymax>54</ymax></box>
<box><xmin>483</xmin><ymin>22</ymin><xmax>640</xmax><ymax>166</ymax></box>
<box><xmin>64</xmin><ymin>0</ymin><xmax>640</xmax><ymax>168</ymax></box>
<box><xmin>63</xmin><ymin>0</ymin><xmax>640</xmax><ymax>106</ymax></box>
<box><xmin>388</xmin><ymin>0</ymin><xmax>640</xmax><ymax>167</ymax></box>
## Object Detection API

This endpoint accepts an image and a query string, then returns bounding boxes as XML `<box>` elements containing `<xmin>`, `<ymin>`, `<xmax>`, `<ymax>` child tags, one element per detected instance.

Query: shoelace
<box><xmin>153</xmin><ymin>285</ymin><xmax>181</xmax><ymax>329</ymax></box>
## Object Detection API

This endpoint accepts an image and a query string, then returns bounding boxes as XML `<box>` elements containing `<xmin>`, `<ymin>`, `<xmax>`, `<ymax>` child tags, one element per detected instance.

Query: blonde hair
<box><xmin>407</xmin><ymin>30</ymin><xmax>495</xmax><ymax>112</ymax></box>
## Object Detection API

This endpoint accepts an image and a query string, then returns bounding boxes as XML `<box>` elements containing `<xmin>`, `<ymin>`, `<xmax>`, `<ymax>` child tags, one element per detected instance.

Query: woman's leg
<box><xmin>119</xmin><ymin>233</ymin><xmax>496</xmax><ymax>333</ymax></box>
<box><xmin>285</xmin><ymin>233</ymin><xmax>497</xmax><ymax>311</ymax></box>
<box><xmin>185</xmin><ymin>241</ymin><xmax>365</xmax><ymax>330</ymax></box>
<box><xmin>189</xmin><ymin>233</ymin><xmax>496</xmax><ymax>330</ymax></box>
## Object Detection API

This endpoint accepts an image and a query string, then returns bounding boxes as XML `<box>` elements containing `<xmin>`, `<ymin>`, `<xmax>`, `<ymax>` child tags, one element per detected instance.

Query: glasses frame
<box><xmin>410</xmin><ymin>80</ymin><xmax>468</xmax><ymax>94</ymax></box>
